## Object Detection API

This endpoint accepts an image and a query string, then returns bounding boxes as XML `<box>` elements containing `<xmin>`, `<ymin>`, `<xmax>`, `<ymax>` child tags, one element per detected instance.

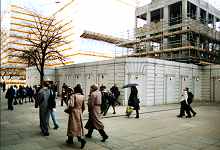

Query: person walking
<box><xmin>185</xmin><ymin>87</ymin><xmax>197</xmax><ymax>117</ymax></box>
<box><xmin>37</xmin><ymin>82</ymin><xmax>51</xmax><ymax>136</ymax></box>
<box><xmin>66</xmin><ymin>85</ymin><xmax>86</xmax><ymax>149</ymax></box>
<box><xmin>2</xmin><ymin>81</ymin><xmax>6</xmax><ymax>92</ymax></box>
<box><xmin>100</xmin><ymin>85</ymin><xmax>109</xmax><ymax>115</ymax></box>
<box><xmin>48</xmin><ymin>84</ymin><xmax>59</xmax><ymax>130</ymax></box>
<box><xmin>13</xmin><ymin>85</ymin><xmax>18</xmax><ymax>105</ymax></box>
<box><xmin>5</xmin><ymin>86</ymin><xmax>15</xmax><ymax>110</ymax></box>
<box><xmin>177</xmin><ymin>87</ymin><xmax>192</xmax><ymax>118</ymax></box>
<box><xmin>110</xmin><ymin>84</ymin><xmax>121</xmax><ymax>105</ymax></box>
<box><xmin>85</xmin><ymin>84</ymin><xmax>109</xmax><ymax>142</ymax></box>
<box><xmin>17</xmin><ymin>85</ymin><xmax>23</xmax><ymax>104</ymax></box>
<box><xmin>61</xmin><ymin>83</ymin><xmax>68</xmax><ymax>106</ymax></box>
<box><xmin>128</xmin><ymin>86</ymin><xmax>140</xmax><ymax>118</ymax></box>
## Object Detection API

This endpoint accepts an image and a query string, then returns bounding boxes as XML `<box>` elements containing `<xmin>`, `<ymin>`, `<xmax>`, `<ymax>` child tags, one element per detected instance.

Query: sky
<box><xmin>1</xmin><ymin>0</ymin><xmax>220</xmax><ymax>16</ymax></box>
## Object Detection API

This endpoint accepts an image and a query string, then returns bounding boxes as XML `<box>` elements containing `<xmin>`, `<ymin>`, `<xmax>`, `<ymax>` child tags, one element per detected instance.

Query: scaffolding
<box><xmin>118</xmin><ymin>14</ymin><xmax>220</xmax><ymax>65</ymax></box>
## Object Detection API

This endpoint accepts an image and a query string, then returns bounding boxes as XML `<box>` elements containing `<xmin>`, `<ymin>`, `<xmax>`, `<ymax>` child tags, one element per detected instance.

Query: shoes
<box><xmin>177</xmin><ymin>115</ymin><xmax>183</xmax><ymax>118</ymax></box>
<box><xmin>53</xmin><ymin>125</ymin><xmax>59</xmax><ymax>130</ymax></box>
<box><xmin>113</xmin><ymin>112</ymin><xmax>116</xmax><ymax>114</ymax></box>
<box><xmin>186</xmin><ymin>116</ymin><xmax>192</xmax><ymax>118</ymax></box>
<box><xmin>43</xmin><ymin>132</ymin><xmax>49</xmax><ymax>136</ymax></box>
<box><xmin>101</xmin><ymin>135</ymin><xmax>108</xmax><ymax>142</ymax></box>
<box><xmin>193</xmin><ymin>112</ymin><xmax>197</xmax><ymax>117</ymax></box>
<box><xmin>80</xmin><ymin>139</ymin><xmax>86</xmax><ymax>149</ymax></box>
<box><xmin>66</xmin><ymin>139</ymin><xmax>73</xmax><ymax>144</ymax></box>
<box><xmin>85</xmin><ymin>134</ymin><xmax>92</xmax><ymax>138</ymax></box>
<box><xmin>135</xmin><ymin>116</ymin><xmax>139</xmax><ymax>118</ymax></box>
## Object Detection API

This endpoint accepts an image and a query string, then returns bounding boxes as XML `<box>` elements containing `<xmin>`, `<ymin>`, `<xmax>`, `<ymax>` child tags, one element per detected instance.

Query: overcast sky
<box><xmin>2</xmin><ymin>0</ymin><xmax>220</xmax><ymax>16</ymax></box>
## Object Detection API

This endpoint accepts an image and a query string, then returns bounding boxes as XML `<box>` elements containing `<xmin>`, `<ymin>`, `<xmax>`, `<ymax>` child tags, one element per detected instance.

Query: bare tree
<box><xmin>19</xmin><ymin>12</ymin><xmax>67</xmax><ymax>85</ymax></box>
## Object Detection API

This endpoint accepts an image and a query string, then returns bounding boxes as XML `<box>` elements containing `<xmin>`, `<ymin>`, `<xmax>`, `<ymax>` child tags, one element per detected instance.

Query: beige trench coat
<box><xmin>67</xmin><ymin>93</ymin><xmax>85</xmax><ymax>137</ymax></box>
<box><xmin>85</xmin><ymin>90</ymin><xmax>104</xmax><ymax>130</ymax></box>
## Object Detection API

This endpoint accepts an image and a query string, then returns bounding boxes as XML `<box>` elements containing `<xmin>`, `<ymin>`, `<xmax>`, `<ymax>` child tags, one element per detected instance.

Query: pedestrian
<box><xmin>75</xmin><ymin>84</ymin><xmax>84</xmax><ymax>95</ymax></box>
<box><xmin>5</xmin><ymin>86</ymin><xmax>15</xmax><ymax>110</ymax></box>
<box><xmin>17</xmin><ymin>85</ymin><xmax>23</xmax><ymax>104</ymax></box>
<box><xmin>33</xmin><ymin>85</ymin><xmax>41</xmax><ymax>108</ymax></box>
<box><xmin>27</xmin><ymin>86</ymin><xmax>34</xmax><ymax>103</ymax></box>
<box><xmin>3</xmin><ymin>81</ymin><xmax>6</xmax><ymax>92</ymax></box>
<box><xmin>37</xmin><ymin>81</ymin><xmax>51</xmax><ymax>136</ymax></box>
<box><xmin>177</xmin><ymin>87</ymin><xmax>192</xmax><ymax>118</ymax></box>
<box><xmin>61</xmin><ymin>83</ymin><xmax>68</xmax><ymax>106</ymax></box>
<box><xmin>48</xmin><ymin>84</ymin><xmax>59</xmax><ymax>130</ymax></box>
<box><xmin>187</xmin><ymin>88</ymin><xmax>197</xmax><ymax>117</ymax></box>
<box><xmin>110</xmin><ymin>84</ymin><xmax>121</xmax><ymax>105</ymax></box>
<box><xmin>85</xmin><ymin>84</ymin><xmax>109</xmax><ymax>142</ymax></box>
<box><xmin>53</xmin><ymin>82</ymin><xmax>58</xmax><ymax>99</ymax></box>
<box><xmin>128</xmin><ymin>86</ymin><xmax>140</xmax><ymax>118</ymax></box>
<box><xmin>13</xmin><ymin>85</ymin><xmax>18</xmax><ymax>105</ymax></box>
<box><xmin>101</xmin><ymin>89</ymin><xmax>116</xmax><ymax>115</ymax></box>
<box><xmin>100</xmin><ymin>85</ymin><xmax>109</xmax><ymax>115</ymax></box>
<box><xmin>65</xmin><ymin>85</ymin><xmax>86</xmax><ymax>149</ymax></box>
<box><xmin>23</xmin><ymin>86</ymin><xmax>27</xmax><ymax>103</ymax></box>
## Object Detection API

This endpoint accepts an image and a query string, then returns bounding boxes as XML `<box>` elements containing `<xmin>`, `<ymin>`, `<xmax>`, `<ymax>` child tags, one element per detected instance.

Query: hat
<box><xmin>184</xmin><ymin>87</ymin><xmax>189</xmax><ymax>91</ymax></box>
<box><xmin>91</xmin><ymin>84</ymin><xmax>98</xmax><ymax>91</ymax></box>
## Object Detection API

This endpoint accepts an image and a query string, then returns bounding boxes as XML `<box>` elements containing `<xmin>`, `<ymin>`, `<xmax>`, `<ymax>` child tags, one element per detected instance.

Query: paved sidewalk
<box><xmin>1</xmin><ymin>92</ymin><xmax>220</xmax><ymax>150</ymax></box>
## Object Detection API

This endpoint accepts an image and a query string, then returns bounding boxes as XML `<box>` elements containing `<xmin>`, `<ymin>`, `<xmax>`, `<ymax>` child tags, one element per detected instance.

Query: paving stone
<box><xmin>1</xmin><ymin>93</ymin><xmax>220</xmax><ymax>150</ymax></box>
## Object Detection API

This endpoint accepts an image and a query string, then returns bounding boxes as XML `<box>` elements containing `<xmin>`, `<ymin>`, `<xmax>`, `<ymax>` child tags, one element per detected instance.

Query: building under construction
<box><xmin>119</xmin><ymin>0</ymin><xmax>220</xmax><ymax>65</ymax></box>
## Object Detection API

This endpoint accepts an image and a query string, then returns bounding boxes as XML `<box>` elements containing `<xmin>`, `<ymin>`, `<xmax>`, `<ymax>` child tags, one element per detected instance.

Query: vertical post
<box><xmin>209</xmin><ymin>64</ymin><xmax>212</xmax><ymax>103</ymax></box>
<box><xmin>114</xmin><ymin>46</ymin><xmax>116</xmax><ymax>84</ymax></box>
<box><xmin>127</xmin><ymin>29</ymin><xmax>129</xmax><ymax>56</ymax></box>
<box><xmin>163</xmin><ymin>6</ymin><xmax>168</xmax><ymax>50</ymax></box>
<box><xmin>154</xmin><ymin>64</ymin><xmax>156</xmax><ymax>105</ymax></box>
<box><xmin>84</xmin><ymin>64</ymin><xmax>87</xmax><ymax>99</ymax></box>
<box><xmin>182</xmin><ymin>0</ymin><xmax>188</xmax><ymax>47</ymax></box>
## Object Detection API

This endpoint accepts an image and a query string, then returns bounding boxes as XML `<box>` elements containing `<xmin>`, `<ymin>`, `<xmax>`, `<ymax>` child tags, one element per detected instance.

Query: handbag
<box><xmin>64</xmin><ymin>107</ymin><xmax>71</xmax><ymax>114</ymax></box>
<box><xmin>64</xmin><ymin>94</ymin><xmax>75</xmax><ymax>114</ymax></box>
<box><xmin>126</xmin><ymin>106</ymin><xmax>133</xmax><ymax>117</ymax></box>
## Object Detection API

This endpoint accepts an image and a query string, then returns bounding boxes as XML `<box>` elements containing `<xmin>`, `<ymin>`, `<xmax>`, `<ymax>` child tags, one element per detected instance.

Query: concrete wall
<box><xmin>124</xmin><ymin>58</ymin><xmax>201</xmax><ymax>106</ymax></box>
<box><xmin>200</xmin><ymin>65</ymin><xmax>220</xmax><ymax>102</ymax></box>
<box><xmin>55</xmin><ymin>59</ymin><xmax>126</xmax><ymax>104</ymax></box>
<box><xmin>26</xmin><ymin>67</ymin><xmax>55</xmax><ymax>87</ymax></box>
<box><xmin>26</xmin><ymin>58</ymin><xmax>220</xmax><ymax>105</ymax></box>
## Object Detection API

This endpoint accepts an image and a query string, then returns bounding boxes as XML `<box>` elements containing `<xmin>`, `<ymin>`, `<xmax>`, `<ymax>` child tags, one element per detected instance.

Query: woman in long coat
<box><xmin>85</xmin><ymin>84</ymin><xmax>108</xmax><ymax>142</ymax></box>
<box><xmin>66</xmin><ymin>85</ymin><xmax>86</xmax><ymax>149</ymax></box>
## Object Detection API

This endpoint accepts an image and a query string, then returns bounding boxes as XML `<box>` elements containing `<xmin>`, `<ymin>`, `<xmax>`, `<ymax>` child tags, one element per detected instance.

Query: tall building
<box><xmin>119</xmin><ymin>0</ymin><xmax>220</xmax><ymax>65</ymax></box>
<box><xmin>1</xmin><ymin>5</ymin><xmax>28</xmax><ymax>85</ymax></box>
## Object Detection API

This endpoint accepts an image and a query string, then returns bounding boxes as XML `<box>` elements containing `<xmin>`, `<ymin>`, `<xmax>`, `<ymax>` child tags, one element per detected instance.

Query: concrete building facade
<box><xmin>27</xmin><ymin>58</ymin><xmax>220</xmax><ymax>106</ymax></box>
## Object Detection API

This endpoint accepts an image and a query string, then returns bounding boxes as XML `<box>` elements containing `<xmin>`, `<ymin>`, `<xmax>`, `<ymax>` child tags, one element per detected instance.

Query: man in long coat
<box><xmin>37</xmin><ymin>82</ymin><xmax>51</xmax><ymax>136</ymax></box>
<box><xmin>85</xmin><ymin>84</ymin><xmax>108</xmax><ymax>142</ymax></box>
<box><xmin>5</xmin><ymin>86</ymin><xmax>15</xmax><ymax>110</ymax></box>
<box><xmin>66</xmin><ymin>85</ymin><xmax>86</xmax><ymax>149</ymax></box>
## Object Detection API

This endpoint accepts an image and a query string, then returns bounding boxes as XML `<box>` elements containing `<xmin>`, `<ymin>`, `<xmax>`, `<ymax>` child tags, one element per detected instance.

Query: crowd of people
<box><xmin>5</xmin><ymin>85</ymin><xmax>36</xmax><ymax>110</ymax></box>
<box><xmin>38</xmin><ymin>82</ymin><xmax>111</xmax><ymax>149</ymax></box>
<box><xmin>3</xmin><ymin>81</ymin><xmax>197</xmax><ymax>149</ymax></box>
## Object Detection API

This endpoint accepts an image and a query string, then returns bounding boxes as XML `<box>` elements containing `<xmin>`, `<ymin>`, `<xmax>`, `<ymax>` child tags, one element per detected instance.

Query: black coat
<box><xmin>187</xmin><ymin>92</ymin><xmax>194</xmax><ymax>104</ymax></box>
<box><xmin>48</xmin><ymin>89</ymin><xmax>56</xmax><ymax>109</ymax></box>
<box><xmin>5</xmin><ymin>88</ymin><xmax>15</xmax><ymax>99</ymax></box>
<box><xmin>128</xmin><ymin>95</ymin><xmax>140</xmax><ymax>110</ymax></box>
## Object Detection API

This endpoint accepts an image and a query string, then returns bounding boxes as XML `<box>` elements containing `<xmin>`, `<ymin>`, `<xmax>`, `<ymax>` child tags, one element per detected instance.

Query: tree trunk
<box><xmin>40</xmin><ymin>68</ymin><xmax>44</xmax><ymax>86</ymax></box>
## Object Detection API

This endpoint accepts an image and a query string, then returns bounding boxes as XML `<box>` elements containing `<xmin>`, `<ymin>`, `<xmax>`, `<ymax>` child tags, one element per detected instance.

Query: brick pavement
<box><xmin>1</xmin><ymin>91</ymin><xmax>220</xmax><ymax>150</ymax></box>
